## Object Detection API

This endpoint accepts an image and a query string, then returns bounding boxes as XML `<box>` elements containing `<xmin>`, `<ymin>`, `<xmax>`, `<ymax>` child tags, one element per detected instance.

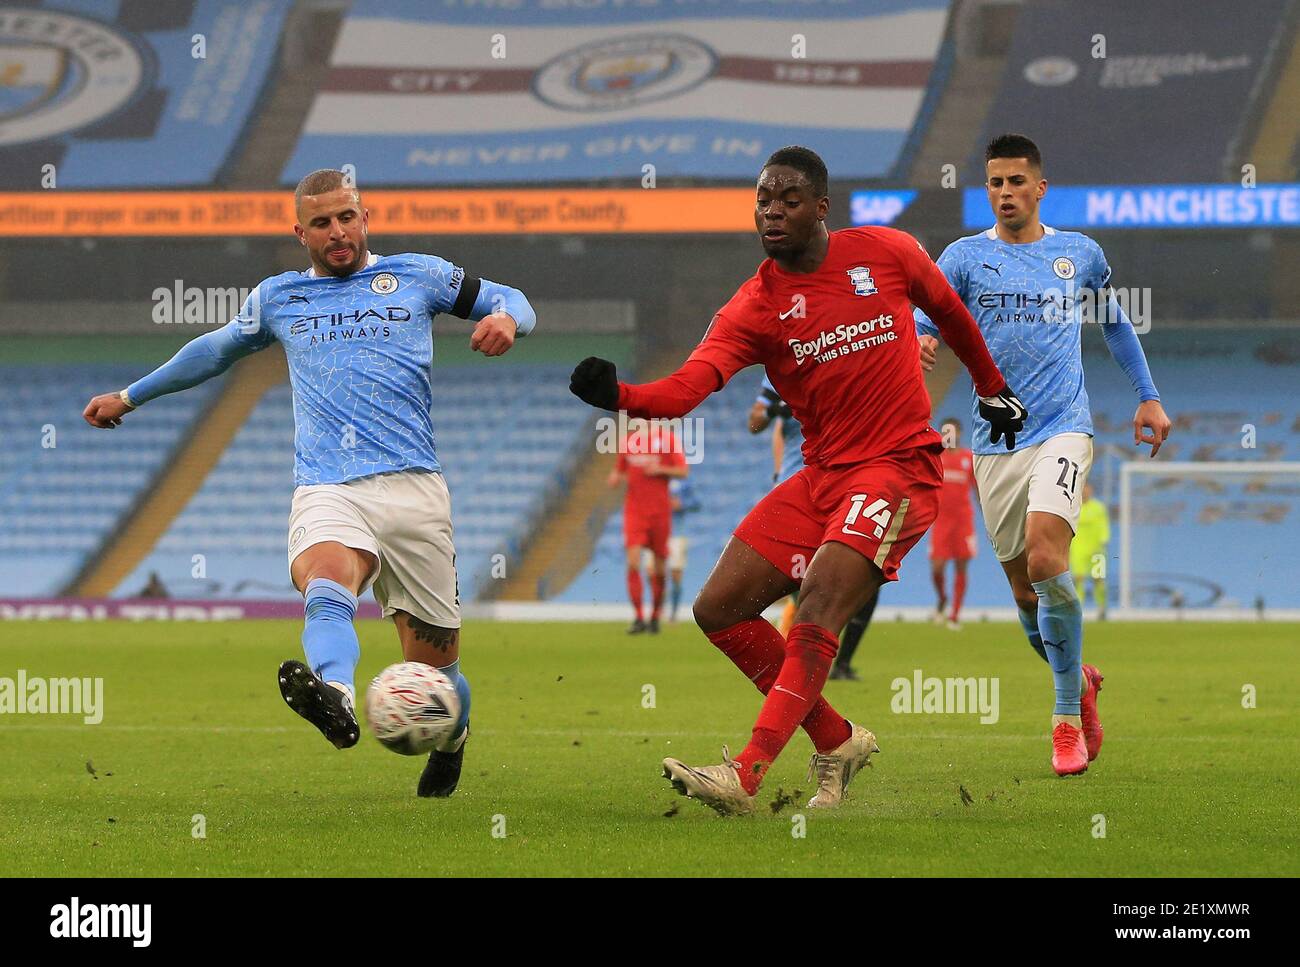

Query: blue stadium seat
<box><xmin>0</xmin><ymin>363</ymin><xmax>221</xmax><ymax>596</ymax></box>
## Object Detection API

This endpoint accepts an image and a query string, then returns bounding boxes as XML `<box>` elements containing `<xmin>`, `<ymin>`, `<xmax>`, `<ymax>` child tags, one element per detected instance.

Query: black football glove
<box><xmin>978</xmin><ymin>385</ymin><xmax>1028</xmax><ymax>451</ymax></box>
<box><xmin>569</xmin><ymin>356</ymin><xmax>620</xmax><ymax>411</ymax></box>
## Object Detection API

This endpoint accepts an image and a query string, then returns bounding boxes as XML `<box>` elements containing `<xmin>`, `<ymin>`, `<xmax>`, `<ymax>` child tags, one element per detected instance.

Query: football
<box><xmin>364</xmin><ymin>662</ymin><xmax>461</xmax><ymax>756</ymax></box>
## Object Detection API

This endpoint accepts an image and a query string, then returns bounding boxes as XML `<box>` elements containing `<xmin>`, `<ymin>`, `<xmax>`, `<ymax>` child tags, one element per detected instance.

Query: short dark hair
<box><xmin>985</xmin><ymin>133</ymin><xmax>1042</xmax><ymax>171</ymax></box>
<box><xmin>941</xmin><ymin>416</ymin><xmax>963</xmax><ymax>431</ymax></box>
<box><xmin>294</xmin><ymin>169</ymin><xmax>357</xmax><ymax>211</ymax></box>
<box><xmin>762</xmin><ymin>145</ymin><xmax>828</xmax><ymax>197</ymax></box>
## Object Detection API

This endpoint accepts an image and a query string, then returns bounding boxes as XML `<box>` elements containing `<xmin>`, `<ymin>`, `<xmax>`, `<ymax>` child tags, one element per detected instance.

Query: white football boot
<box><xmin>806</xmin><ymin>723</ymin><xmax>880</xmax><ymax>808</ymax></box>
<box><xmin>661</xmin><ymin>746</ymin><xmax>757</xmax><ymax>816</ymax></box>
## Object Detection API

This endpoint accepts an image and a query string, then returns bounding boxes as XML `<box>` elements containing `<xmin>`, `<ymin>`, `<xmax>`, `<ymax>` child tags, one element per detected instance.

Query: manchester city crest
<box><xmin>532</xmin><ymin>34</ymin><xmax>717</xmax><ymax>112</ymax></box>
<box><xmin>0</xmin><ymin>10</ymin><xmax>150</xmax><ymax>147</ymax></box>
<box><xmin>370</xmin><ymin>272</ymin><xmax>399</xmax><ymax>294</ymax></box>
<box><xmin>1052</xmin><ymin>257</ymin><xmax>1077</xmax><ymax>280</ymax></box>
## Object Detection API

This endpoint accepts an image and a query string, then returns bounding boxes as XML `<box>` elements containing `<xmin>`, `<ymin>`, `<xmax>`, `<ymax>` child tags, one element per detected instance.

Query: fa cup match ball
<box><xmin>365</xmin><ymin>662</ymin><xmax>461</xmax><ymax>755</ymax></box>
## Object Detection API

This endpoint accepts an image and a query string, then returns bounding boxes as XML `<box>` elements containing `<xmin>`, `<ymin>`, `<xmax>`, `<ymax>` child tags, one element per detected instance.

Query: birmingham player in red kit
<box><xmin>609</xmin><ymin>419</ymin><xmax>688</xmax><ymax>634</ymax></box>
<box><xmin>930</xmin><ymin>417</ymin><xmax>979</xmax><ymax>629</ymax></box>
<box><xmin>571</xmin><ymin>147</ymin><xmax>1026</xmax><ymax>815</ymax></box>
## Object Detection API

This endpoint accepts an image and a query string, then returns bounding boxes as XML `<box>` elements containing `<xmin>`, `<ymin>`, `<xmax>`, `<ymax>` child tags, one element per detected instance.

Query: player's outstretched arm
<box><xmin>466</xmin><ymin>279</ymin><xmax>535</xmax><ymax>357</ymax></box>
<box><xmin>569</xmin><ymin>356</ymin><xmax>718</xmax><ymax>419</ymax></box>
<box><xmin>83</xmin><ymin>320</ymin><xmax>270</xmax><ymax>429</ymax></box>
<box><xmin>571</xmin><ymin>303</ymin><xmax>756</xmax><ymax>417</ymax></box>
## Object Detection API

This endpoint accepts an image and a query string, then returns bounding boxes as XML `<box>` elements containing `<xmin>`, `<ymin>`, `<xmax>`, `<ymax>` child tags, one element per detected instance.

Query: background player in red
<box><xmin>571</xmin><ymin>147</ymin><xmax>1026</xmax><ymax>815</ymax></box>
<box><xmin>930</xmin><ymin>417</ymin><xmax>980</xmax><ymax>629</ymax></box>
<box><xmin>608</xmin><ymin>418</ymin><xmax>687</xmax><ymax>634</ymax></box>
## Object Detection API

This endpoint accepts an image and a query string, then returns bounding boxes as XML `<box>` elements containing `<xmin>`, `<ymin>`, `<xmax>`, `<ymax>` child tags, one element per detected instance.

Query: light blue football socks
<box><xmin>437</xmin><ymin>657</ymin><xmax>472</xmax><ymax>750</ymax></box>
<box><xmin>1018</xmin><ymin>605</ymin><xmax>1049</xmax><ymax>664</ymax></box>
<box><xmin>1032</xmin><ymin>571</ymin><xmax>1084</xmax><ymax>716</ymax></box>
<box><xmin>302</xmin><ymin>578</ymin><xmax>360</xmax><ymax>696</ymax></box>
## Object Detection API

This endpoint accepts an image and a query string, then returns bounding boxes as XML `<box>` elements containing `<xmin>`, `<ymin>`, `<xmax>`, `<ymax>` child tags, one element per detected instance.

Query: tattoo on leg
<box><xmin>406</xmin><ymin>615</ymin><xmax>459</xmax><ymax>651</ymax></box>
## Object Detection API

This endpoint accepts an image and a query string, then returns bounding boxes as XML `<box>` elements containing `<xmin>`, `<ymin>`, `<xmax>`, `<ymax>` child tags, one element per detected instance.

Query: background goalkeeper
<box><xmin>1070</xmin><ymin>483</ymin><xmax>1111</xmax><ymax>620</ymax></box>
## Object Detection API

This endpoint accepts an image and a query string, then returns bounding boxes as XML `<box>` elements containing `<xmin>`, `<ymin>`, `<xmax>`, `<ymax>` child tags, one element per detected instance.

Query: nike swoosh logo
<box><xmin>779</xmin><ymin>306</ymin><xmax>799</xmax><ymax>320</ymax></box>
<box><xmin>841</xmin><ymin>525</ymin><xmax>872</xmax><ymax>539</ymax></box>
<box><xmin>773</xmin><ymin>684</ymin><xmax>805</xmax><ymax>700</ymax></box>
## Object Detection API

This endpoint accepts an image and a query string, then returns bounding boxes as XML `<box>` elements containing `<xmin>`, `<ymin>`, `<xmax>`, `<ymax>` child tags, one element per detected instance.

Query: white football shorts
<box><xmin>667</xmin><ymin>535</ymin><xmax>689</xmax><ymax>571</ymax></box>
<box><xmin>972</xmin><ymin>432</ymin><xmax>1094</xmax><ymax>563</ymax></box>
<box><xmin>287</xmin><ymin>469</ymin><xmax>460</xmax><ymax>628</ymax></box>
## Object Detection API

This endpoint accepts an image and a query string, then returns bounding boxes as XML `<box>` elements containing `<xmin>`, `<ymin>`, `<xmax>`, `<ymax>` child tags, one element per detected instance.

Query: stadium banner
<box><xmin>962</xmin><ymin>184</ymin><xmax>1300</xmax><ymax>229</ymax></box>
<box><xmin>0</xmin><ymin>0</ymin><xmax>290</xmax><ymax>188</ymax></box>
<box><xmin>284</xmin><ymin>0</ymin><xmax>952</xmax><ymax>185</ymax></box>
<box><xmin>970</xmin><ymin>0</ymin><xmax>1288</xmax><ymax>184</ymax></box>
<box><xmin>0</xmin><ymin>188</ymin><xmax>756</xmax><ymax>236</ymax></box>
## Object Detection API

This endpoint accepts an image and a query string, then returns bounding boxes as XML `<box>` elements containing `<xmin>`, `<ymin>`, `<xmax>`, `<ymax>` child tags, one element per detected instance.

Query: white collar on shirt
<box><xmin>306</xmin><ymin>251</ymin><xmax>381</xmax><ymax>278</ymax></box>
<box><xmin>984</xmin><ymin>225</ymin><xmax>1055</xmax><ymax>240</ymax></box>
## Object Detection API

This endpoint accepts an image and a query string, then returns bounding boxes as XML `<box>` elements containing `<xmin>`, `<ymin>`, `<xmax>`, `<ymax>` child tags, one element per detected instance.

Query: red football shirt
<box><xmin>617</xmin><ymin>429</ymin><xmax>684</xmax><ymax>520</ymax></box>
<box><xmin>618</xmin><ymin>227</ymin><xmax>1005</xmax><ymax>468</ymax></box>
<box><xmin>935</xmin><ymin>446</ymin><xmax>977</xmax><ymax>533</ymax></box>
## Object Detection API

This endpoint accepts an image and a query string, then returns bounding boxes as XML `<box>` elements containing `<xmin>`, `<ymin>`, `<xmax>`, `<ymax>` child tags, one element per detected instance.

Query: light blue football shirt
<box><xmin>669</xmin><ymin>477</ymin><xmax>700</xmax><ymax>526</ymax></box>
<box><xmin>225</xmin><ymin>252</ymin><xmax>485</xmax><ymax>485</ymax></box>
<box><xmin>758</xmin><ymin>374</ymin><xmax>805</xmax><ymax>483</ymax></box>
<box><xmin>914</xmin><ymin>226</ymin><xmax>1111</xmax><ymax>455</ymax></box>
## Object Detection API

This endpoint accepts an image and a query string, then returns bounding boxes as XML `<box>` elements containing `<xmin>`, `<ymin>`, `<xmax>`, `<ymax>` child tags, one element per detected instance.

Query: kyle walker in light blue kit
<box><xmin>83</xmin><ymin>169</ymin><xmax>536</xmax><ymax>798</ymax></box>
<box><xmin>916</xmin><ymin>135</ymin><xmax>1171</xmax><ymax>776</ymax></box>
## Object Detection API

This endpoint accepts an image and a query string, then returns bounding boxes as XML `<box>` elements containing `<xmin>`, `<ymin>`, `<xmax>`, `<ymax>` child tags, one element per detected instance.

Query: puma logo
<box><xmin>982</xmin><ymin>262</ymin><xmax>1003</xmax><ymax>276</ymax></box>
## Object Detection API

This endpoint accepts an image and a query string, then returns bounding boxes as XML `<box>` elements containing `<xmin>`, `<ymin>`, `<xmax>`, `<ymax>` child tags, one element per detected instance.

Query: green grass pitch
<box><xmin>1</xmin><ymin>619</ymin><xmax>1296</xmax><ymax>877</ymax></box>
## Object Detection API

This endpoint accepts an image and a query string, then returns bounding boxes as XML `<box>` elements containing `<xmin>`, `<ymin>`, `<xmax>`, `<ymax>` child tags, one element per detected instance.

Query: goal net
<box><xmin>1118</xmin><ymin>461</ymin><xmax>1300</xmax><ymax>614</ymax></box>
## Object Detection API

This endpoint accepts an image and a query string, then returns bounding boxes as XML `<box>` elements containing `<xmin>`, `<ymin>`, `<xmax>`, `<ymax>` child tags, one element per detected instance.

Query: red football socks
<box><xmin>626</xmin><ymin>567</ymin><xmax>643</xmax><ymax>621</ymax></box>
<box><xmin>708</xmin><ymin>621</ymin><xmax>848</xmax><ymax>794</ymax></box>
<box><xmin>650</xmin><ymin>573</ymin><xmax>666</xmax><ymax>619</ymax></box>
<box><xmin>951</xmin><ymin>570</ymin><xmax>967</xmax><ymax>623</ymax></box>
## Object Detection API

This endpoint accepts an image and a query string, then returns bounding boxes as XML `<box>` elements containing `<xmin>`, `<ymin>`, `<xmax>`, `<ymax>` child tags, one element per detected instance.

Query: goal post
<box><xmin>1118</xmin><ymin>461</ymin><xmax>1300</xmax><ymax>614</ymax></box>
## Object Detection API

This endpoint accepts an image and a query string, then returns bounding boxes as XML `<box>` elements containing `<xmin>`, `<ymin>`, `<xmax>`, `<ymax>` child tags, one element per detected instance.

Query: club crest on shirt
<box><xmin>1052</xmin><ymin>257</ymin><xmax>1076</xmax><ymax>280</ymax></box>
<box><xmin>370</xmin><ymin>272</ymin><xmax>399</xmax><ymax>294</ymax></box>
<box><xmin>846</xmin><ymin>266</ymin><xmax>878</xmax><ymax>297</ymax></box>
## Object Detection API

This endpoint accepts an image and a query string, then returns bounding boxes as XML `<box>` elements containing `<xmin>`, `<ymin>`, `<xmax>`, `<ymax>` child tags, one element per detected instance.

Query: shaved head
<box><xmin>295</xmin><ymin>169</ymin><xmax>358</xmax><ymax>214</ymax></box>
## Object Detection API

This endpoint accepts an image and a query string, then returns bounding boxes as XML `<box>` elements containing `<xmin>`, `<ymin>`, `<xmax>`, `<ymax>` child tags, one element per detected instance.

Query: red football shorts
<box><xmin>734</xmin><ymin>444</ymin><xmax>943</xmax><ymax>582</ymax></box>
<box><xmin>929</xmin><ymin>526</ymin><xmax>977</xmax><ymax>561</ymax></box>
<box><xmin>625</xmin><ymin>513</ymin><xmax>670</xmax><ymax>559</ymax></box>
